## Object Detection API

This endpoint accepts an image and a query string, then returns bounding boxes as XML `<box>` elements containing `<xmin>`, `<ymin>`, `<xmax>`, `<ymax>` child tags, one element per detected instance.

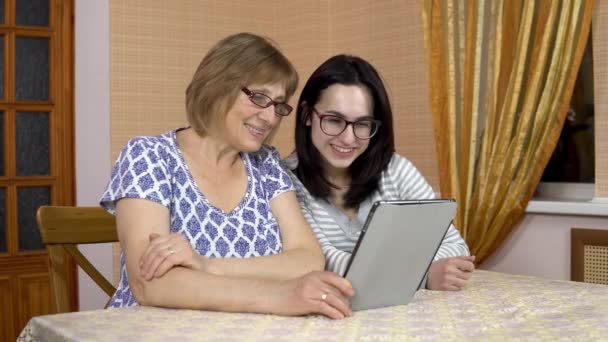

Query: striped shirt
<box><xmin>282</xmin><ymin>153</ymin><xmax>470</xmax><ymax>276</ymax></box>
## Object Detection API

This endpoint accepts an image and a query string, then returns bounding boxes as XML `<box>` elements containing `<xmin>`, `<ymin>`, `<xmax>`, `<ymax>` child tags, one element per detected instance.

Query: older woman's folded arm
<box><xmin>118</xmin><ymin>198</ymin><xmax>281</xmax><ymax>311</ymax></box>
<box><xmin>119</xmin><ymin>195</ymin><xmax>328</xmax><ymax>311</ymax></box>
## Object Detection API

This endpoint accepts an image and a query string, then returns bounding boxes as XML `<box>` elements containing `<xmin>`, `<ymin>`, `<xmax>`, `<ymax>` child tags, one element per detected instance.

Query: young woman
<box><xmin>100</xmin><ymin>34</ymin><xmax>353</xmax><ymax>319</ymax></box>
<box><xmin>284</xmin><ymin>55</ymin><xmax>475</xmax><ymax>291</ymax></box>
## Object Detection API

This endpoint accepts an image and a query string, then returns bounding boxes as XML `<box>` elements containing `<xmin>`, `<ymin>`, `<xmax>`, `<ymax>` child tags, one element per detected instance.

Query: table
<box><xmin>18</xmin><ymin>270</ymin><xmax>608</xmax><ymax>341</ymax></box>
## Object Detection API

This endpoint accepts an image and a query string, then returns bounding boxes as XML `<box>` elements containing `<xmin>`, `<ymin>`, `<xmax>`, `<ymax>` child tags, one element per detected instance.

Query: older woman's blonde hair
<box><xmin>186</xmin><ymin>32</ymin><xmax>299</xmax><ymax>135</ymax></box>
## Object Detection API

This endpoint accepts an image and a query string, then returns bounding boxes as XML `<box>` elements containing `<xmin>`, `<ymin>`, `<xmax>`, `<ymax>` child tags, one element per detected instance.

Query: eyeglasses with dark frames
<box><xmin>241</xmin><ymin>87</ymin><xmax>293</xmax><ymax>116</ymax></box>
<box><xmin>312</xmin><ymin>107</ymin><xmax>381</xmax><ymax>140</ymax></box>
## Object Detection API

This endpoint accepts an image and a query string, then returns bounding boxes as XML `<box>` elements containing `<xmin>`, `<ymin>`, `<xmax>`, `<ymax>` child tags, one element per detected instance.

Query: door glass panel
<box><xmin>16</xmin><ymin>0</ymin><xmax>49</xmax><ymax>27</ymax></box>
<box><xmin>0</xmin><ymin>187</ymin><xmax>5</xmax><ymax>253</ymax></box>
<box><xmin>16</xmin><ymin>112</ymin><xmax>49</xmax><ymax>175</ymax></box>
<box><xmin>0</xmin><ymin>111</ymin><xmax>3</xmax><ymax>176</ymax></box>
<box><xmin>18</xmin><ymin>186</ymin><xmax>49</xmax><ymax>251</ymax></box>
<box><xmin>0</xmin><ymin>0</ymin><xmax>4</xmax><ymax>25</ymax></box>
<box><xmin>16</xmin><ymin>37</ymin><xmax>49</xmax><ymax>101</ymax></box>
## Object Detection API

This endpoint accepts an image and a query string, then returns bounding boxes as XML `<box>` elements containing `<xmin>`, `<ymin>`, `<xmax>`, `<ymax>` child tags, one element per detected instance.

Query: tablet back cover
<box><xmin>345</xmin><ymin>200</ymin><xmax>457</xmax><ymax>311</ymax></box>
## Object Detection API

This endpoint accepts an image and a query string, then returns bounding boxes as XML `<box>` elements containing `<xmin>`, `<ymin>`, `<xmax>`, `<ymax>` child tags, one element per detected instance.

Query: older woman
<box><xmin>100</xmin><ymin>33</ymin><xmax>353</xmax><ymax>320</ymax></box>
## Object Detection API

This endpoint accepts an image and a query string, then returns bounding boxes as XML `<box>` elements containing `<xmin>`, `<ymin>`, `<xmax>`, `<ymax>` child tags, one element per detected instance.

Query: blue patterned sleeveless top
<box><xmin>100</xmin><ymin>129</ymin><xmax>294</xmax><ymax>307</ymax></box>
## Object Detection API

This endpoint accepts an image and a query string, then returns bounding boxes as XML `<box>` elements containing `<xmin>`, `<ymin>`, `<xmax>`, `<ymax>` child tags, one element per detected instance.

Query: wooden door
<box><xmin>0</xmin><ymin>0</ymin><xmax>74</xmax><ymax>340</ymax></box>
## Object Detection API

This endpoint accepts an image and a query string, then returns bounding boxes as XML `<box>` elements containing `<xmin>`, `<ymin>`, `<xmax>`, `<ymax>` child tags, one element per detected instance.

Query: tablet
<box><xmin>344</xmin><ymin>199</ymin><xmax>457</xmax><ymax>311</ymax></box>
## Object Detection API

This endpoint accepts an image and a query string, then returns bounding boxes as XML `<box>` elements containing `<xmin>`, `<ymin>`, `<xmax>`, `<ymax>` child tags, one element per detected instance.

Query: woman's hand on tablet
<box><xmin>427</xmin><ymin>255</ymin><xmax>476</xmax><ymax>291</ymax></box>
<box><xmin>270</xmin><ymin>271</ymin><xmax>355</xmax><ymax>320</ymax></box>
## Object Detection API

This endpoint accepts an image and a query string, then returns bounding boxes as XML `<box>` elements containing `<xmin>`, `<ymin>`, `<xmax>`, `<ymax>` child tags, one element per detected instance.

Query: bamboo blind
<box><xmin>109</xmin><ymin>0</ymin><xmax>437</xmax><ymax>186</ymax></box>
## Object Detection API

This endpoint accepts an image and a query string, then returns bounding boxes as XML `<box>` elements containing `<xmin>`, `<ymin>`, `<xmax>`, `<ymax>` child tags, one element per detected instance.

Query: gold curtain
<box><xmin>422</xmin><ymin>0</ymin><xmax>594</xmax><ymax>264</ymax></box>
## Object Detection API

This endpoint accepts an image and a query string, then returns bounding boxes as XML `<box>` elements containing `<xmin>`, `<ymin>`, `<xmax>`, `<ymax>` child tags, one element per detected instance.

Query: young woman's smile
<box><xmin>309</xmin><ymin>84</ymin><xmax>374</xmax><ymax>175</ymax></box>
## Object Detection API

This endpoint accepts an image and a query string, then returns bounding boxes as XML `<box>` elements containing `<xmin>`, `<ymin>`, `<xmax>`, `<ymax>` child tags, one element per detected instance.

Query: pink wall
<box><xmin>481</xmin><ymin>214</ymin><xmax>608</xmax><ymax>280</ymax></box>
<box><xmin>75</xmin><ymin>0</ymin><xmax>113</xmax><ymax>310</ymax></box>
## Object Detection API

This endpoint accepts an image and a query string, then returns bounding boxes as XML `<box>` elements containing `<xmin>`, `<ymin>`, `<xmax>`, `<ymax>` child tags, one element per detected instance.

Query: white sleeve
<box><xmin>433</xmin><ymin>223</ymin><xmax>470</xmax><ymax>259</ymax></box>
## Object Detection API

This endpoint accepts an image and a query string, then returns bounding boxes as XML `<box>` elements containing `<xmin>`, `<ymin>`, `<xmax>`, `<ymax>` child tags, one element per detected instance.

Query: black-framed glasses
<box><xmin>241</xmin><ymin>87</ymin><xmax>293</xmax><ymax>116</ymax></box>
<box><xmin>312</xmin><ymin>107</ymin><xmax>381</xmax><ymax>139</ymax></box>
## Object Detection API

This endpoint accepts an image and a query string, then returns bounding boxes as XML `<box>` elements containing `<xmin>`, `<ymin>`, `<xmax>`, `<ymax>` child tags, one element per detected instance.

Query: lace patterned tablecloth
<box><xmin>18</xmin><ymin>270</ymin><xmax>608</xmax><ymax>341</ymax></box>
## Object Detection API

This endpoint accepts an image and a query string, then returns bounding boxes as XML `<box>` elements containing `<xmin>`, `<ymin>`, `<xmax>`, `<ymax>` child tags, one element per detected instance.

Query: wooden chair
<box><xmin>37</xmin><ymin>206</ymin><xmax>118</xmax><ymax>313</ymax></box>
<box><xmin>571</xmin><ymin>228</ymin><xmax>608</xmax><ymax>285</ymax></box>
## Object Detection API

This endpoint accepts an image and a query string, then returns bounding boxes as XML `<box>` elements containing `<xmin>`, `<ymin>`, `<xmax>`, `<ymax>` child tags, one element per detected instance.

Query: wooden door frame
<box><xmin>0</xmin><ymin>2</ymin><xmax>76</xmax><ymax>339</ymax></box>
<box><xmin>54</xmin><ymin>0</ymin><xmax>77</xmax><ymax>310</ymax></box>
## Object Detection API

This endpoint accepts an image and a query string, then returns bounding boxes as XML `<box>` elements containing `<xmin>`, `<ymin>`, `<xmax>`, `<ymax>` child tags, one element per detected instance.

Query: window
<box><xmin>536</xmin><ymin>31</ymin><xmax>594</xmax><ymax>200</ymax></box>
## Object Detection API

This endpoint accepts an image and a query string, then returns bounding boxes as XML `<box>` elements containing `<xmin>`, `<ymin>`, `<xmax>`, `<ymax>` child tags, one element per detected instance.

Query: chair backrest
<box><xmin>571</xmin><ymin>227</ymin><xmax>608</xmax><ymax>285</ymax></box>
<box><xmin>37</xmin><ymin>206</ymin><xmax>118</xmax><ymax>313</ymax></box>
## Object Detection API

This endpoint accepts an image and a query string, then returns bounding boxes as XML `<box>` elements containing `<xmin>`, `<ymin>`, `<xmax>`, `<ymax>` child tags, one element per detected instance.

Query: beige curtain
<box><xmin>422</xmin><ymin>0</ymin><xmax>594</xmax><ymax>264</ymax></box>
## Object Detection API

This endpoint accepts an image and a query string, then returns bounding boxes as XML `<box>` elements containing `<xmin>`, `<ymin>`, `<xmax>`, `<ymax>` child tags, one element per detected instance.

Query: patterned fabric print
<box><xmin>18</xmin><ymin>271</ymin><xmax>608</xmax><ymax>341</ymax></box>
<box><xmin>100</xmin><ymin>130</ymin><xmax>294</xmax><ymax>308</ymax></box>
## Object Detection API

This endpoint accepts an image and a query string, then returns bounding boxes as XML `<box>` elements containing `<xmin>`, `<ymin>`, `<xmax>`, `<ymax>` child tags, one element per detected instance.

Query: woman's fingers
<box><xmin>319</xmin><ymin>289</ymin><xmax>352</xmax><ymax>318</ymax></box>
<box><xmin>308</xmin><ymin>271</ymin><xmax>353</xmax><ymax>318</ymax></box>
<box><xmin>139</xmin><ymin>234</ymin><xmax>187</xmax><ymax>280</ymax></box>
<box><xmin>316</xmin><ymin>297</ymin><xmax>346</xmax><ymax>320</ymax></box>
<box><xmin>142</xmin><ymin>245</ymin><xmax>173</xmax><ymax>280</ymax></box>
<box><xmin>437</xmin><ymin>272</ymin><xmax>469</xmax><ymax>291</ymax></box>
<box><xmin>324</xmin><ymin>286</ymin><xmax>350</xmax><ymax>309</ymax></box>
<box><xmin>449</xmin><ymin>259</ymin><xmax>475</xmax><ymax>283</ymax></box>
<box><xmin>140</xmin><ymin>234</ymin><xmax>170</xmax><ymax>267</ymax></box>
<box><xmin>445</xmin><ymin>284</ymin><xmax>461</xmax><ymax>291</ymax></box>
<box><xmin>449</xmin><ymin>276</ymin><xmax>468</xmax><ymax>289</ymax></box>
<box><xmin>454</xmin><ymin>268</ymin><xmax>473</xmax><ymax>281</ymax></box>
<box><xmin>140</xmin><ymin>241</ymin><xmax>171</xmax><ymax>278</ymax></box>
<box><xmin>282</xmin><ymin>271</ymin><xmax>354</xmax><ymax>320</ymax></box>
<box><xmin>318</xmin><ymin>271</ymin><xmax>355</xmax><ymax>297</ymax></box>
<box><xmin>427</xmin><ymin>257</ymin><xmax>475</xmax><ymax>291</ymax></box>
<box><xmin>152</xmin><ymin>253</ymin><xmax>182</xmax><ymax>278</ymax></box>
<box><xmin>454</xmin><ymin>258</ymin><xmax>475</xmax><ymax>272</ymax></box>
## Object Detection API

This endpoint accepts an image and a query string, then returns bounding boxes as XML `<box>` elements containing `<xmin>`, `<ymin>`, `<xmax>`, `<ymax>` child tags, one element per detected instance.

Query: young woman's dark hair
<box><xmin>294</xmin><ymin>55</ymin><xmax>395</xmax><ymax>208</ymax></box>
